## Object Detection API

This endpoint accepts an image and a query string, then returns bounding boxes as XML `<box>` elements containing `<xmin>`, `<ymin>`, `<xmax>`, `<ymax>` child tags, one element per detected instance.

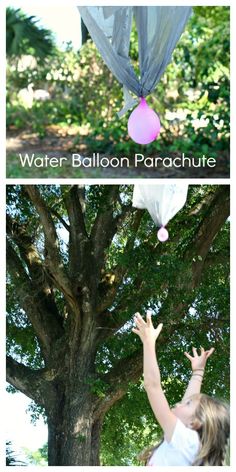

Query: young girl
<box><xmin>132</xmin><ymin>312</ymin><xmax>230</xmax><ymax>466</ymax></box>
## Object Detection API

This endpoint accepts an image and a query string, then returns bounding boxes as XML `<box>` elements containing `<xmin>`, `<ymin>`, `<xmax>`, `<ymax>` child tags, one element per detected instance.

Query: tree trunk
<box><xmin>48</xmin><ymin>418</ymin><xmax>64</xmax><ymax>465</ymax></box>
<box><xmin>44</xmin><ymin>323</ymin><xmax>103</xmax><ymax>467</ymax></box>
<box><xmin>91</xmin><ymin>419</ymin><xmax>103</xmax><ymax>465</ymax></box>
<box><xmin>47</xmin><ymin>380</ymin><xmax>102</xmax><ymax>465</ymax></box>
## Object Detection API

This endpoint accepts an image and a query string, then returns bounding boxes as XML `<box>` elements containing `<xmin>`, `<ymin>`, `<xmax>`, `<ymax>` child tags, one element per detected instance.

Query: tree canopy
<box><xmin>6</xmin><ymin>185</ymin><xmax>230</xmax><ymax>465</ymax></box>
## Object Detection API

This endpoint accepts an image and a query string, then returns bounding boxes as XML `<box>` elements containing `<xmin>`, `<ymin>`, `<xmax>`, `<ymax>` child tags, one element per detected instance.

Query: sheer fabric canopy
<box><xmin>132</xmin><ymin>184</ymin><xmax>189</xmax><ymax>228</ymax></box>
<box><xmin>79</xmin><ymin>6</ymin><xmax>192</xmax><ymax>114</ymax></box>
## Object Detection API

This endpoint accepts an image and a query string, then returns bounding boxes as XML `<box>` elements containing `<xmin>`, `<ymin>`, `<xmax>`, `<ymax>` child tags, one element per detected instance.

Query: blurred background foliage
<box><xmin>6</xmin><ymin>6</ymin><xmax>230</xmax><ymax>157</ymax></box>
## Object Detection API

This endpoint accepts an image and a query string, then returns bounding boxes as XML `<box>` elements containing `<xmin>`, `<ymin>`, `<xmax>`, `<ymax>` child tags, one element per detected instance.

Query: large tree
<box><xmin>6</xmin><ymin>185</ymin><xmax>230</xmax><ymax>466</ymax></box>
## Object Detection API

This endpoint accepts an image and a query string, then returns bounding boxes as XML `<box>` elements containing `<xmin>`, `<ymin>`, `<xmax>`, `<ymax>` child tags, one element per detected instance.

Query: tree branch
<box><xmin>188</xmin><ymin>187</ymin><xmax>216</xmax><ymax>216</ymax></box>
<box><xmin>96</xmin><ymin>209</ymin><xmax>144</xmax><ymax>315</ymax></box>
<box><xmin>51</xmin><ymin>208</ymin><xmax>70</xmax><ymax>232</ymax></box>
<box><xmin>7</xmin><ymin>239</ymin><xmax>64</xmax><ymax>360</ymax></box>
<box><xmin>63</xmin><ymin>185</ymin><xmax>90</xmax><ymax>283</ymax></box>
<box><xmin>90</xmin><ymin>186</ymin><xmax>120</xmax><ymax>277</ymax></box>
<box><xmin>93</xmin><ymin>349</ymin><xmax>143</xmax><ymax>419</ymax></box>
<box><xmin>184</xmin><ymin>185</ymin><xmax>230</xmax><ymax>286</ymax></box>
<box><xmin>6</xmin><ymin>213</ymin><xmax>62</xmax><ymax>323</ymax></box>
<box><xmin>24</xmin><ymin>186</ymin><xmax>79</xmax><ymax>314</ymax></box>
<box><xmin>6</xmin><ymin>356</ymin><xmax>54</xmax><ymax>407</ymax></box>
<box><xmin>203</xmin><ymin>250</ymin><xmax>230</xmax><ymax>271</ymax></box>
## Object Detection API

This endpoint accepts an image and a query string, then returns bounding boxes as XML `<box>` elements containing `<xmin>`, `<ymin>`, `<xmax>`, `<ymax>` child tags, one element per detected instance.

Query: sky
<box><xmin>5</xmin><ymin>225</ymin><xmax>69</xmax><ymax>463</ymax></box>
<box><xmin>14</xmin><ymin>5</ymin><xmax>82</xmax><ymax>50</ymax></box>
<box><xmin>6</xmin><ymin>388</ymin><xmax>48</xmax><ymax>462</ymax></box>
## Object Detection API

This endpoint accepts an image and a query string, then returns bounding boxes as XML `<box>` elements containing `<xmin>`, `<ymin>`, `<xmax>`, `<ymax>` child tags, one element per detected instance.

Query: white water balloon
<box><xmin>157</xmin><ymin>227</ymin><xmax>169</xmax><ymax>242</ymax></box>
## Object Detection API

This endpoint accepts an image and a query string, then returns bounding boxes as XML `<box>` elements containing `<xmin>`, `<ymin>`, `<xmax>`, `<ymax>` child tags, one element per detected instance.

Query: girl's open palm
<box><xmin>184</xmin><ymin>346</ymin><xmax>214</xmax><ymax>371</ymax></box>
<box><xmin>132</xmin><ymin>312</ymin><xmax>163</xmax><ymax>344</ymax></box>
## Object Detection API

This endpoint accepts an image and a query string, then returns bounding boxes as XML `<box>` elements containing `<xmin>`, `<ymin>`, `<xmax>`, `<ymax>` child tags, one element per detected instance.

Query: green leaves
<box><xmin>6</xmin><ymin>8</ymin><xmax>55</xmax><ymax>59</ymax></box>
<box><xmin>86</xmin><ymin>377</ymin><xmax>109</xmax><ymax>398</ymax></box>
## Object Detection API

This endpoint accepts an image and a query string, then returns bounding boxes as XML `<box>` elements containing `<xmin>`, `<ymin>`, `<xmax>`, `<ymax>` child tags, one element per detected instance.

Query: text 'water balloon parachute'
<box><xmin>78</xmin><ymin>6</ymin><xmax>192</xmax><ymax>144</ymax></box>
<box><xmin>132</xmin><ymin>184</ymin><xmax>189</xmax><ymax>241</ymax></box>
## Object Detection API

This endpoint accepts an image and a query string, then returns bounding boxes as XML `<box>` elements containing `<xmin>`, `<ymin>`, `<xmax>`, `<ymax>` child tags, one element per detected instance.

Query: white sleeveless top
<box><xmin>148</xmin><ymin>419</ymin><xmax>200</xmax><ymax>466</ymax></box>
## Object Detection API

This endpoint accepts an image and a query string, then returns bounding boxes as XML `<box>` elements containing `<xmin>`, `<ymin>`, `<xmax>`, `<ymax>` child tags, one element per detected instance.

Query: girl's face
<box><xmin>172</xmin><ymin>395</ymin><xmax>200</xmax><ymax>428</ymax></box>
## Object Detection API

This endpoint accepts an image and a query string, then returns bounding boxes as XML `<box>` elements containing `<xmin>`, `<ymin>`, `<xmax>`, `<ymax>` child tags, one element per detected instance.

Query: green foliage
<box><xmin>86</xmin><ymin>377</ymin><xmax>109</xmax><ymax>398</ymax></box>
<box><xmin>6</xmin><ymin>292</ymin><xmax>44</xmax><ymax>369</ymax></box>
<box><xmin>6</xmin><ymin>7</ymin><xmax>229</xmax><ymax>158</ymax></box>
<box><xmin>26</xmin><ymin>402</ymin><xmax>47</xmax><ymax>425</ymax></box>
<box><xmin>6</xmin><ymin>8</ymin><xmax>55</xmax><ymax>59</ymax></box>
<box><xmin>101</xmin><ymin>381</ymin><xmax>162</xmax><ymax>465</ymax></box>
<box><xmin>23</xmin><ymin>444</ymin><xmax>48</xmax><ymax>466</ymax></box>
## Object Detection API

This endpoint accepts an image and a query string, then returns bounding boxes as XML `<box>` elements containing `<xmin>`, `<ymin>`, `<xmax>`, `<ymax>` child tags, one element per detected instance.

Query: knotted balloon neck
<box><xmin>139</xmin><ymin>97</ymin><xmax>148</xmax><ymax>107</ymax></box>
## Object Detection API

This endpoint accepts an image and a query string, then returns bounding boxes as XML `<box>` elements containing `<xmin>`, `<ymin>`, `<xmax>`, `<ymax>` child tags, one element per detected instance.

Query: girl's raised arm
<box><xmin>132</xmin><ymin>313</ymin><xmax>177</xmax><ymax>442</ymax></box>
<box><xmin>182</xmin><ymin>346</ymin><xmax>214</xmax><ymax>401</ymax></box>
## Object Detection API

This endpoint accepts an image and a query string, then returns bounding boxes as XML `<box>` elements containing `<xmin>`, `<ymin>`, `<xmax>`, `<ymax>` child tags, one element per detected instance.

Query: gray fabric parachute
<box><xmin>78</xmin><ymin>6</ymin><xmax>192</xmax><ymax>121</ymax></box>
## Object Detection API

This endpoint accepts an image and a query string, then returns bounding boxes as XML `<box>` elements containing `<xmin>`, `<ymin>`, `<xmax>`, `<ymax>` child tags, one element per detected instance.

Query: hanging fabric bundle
<box><xmin>78</xmin><ymin>6</ymin><xmax>192</xmax><ymax>144</ymax></box>
<box><xmin>132</xmin><ymin>184</ymin><xmax>189</xmax><ymax>241</ymax></box>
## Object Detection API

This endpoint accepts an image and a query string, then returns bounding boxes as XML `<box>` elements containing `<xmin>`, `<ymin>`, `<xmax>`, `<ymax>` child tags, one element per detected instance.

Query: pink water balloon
<box><xmin>128</xmin><ymin>97</ymin><xmax>161</xmax><ymax>145</ymax></box>
<box><xmin>157</xmin><ymin>226</ymin><xmax>169</xmax><ymax>242</ymax></box>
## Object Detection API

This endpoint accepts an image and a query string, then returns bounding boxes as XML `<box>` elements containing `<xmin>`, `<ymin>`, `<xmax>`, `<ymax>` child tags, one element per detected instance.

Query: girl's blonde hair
<box><xmin>138</xmin><ymin>394</ymin><xmax>230</xmax><ymax>466</ymax></box>
<box><xmin>193</xmin><ymin>394</ymin><xmax>230</xmax><ymax>465</ymax></box>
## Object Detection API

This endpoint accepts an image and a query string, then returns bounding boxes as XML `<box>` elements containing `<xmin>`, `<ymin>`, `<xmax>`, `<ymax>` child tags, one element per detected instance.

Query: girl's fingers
<box><xmin>132</xmin><ymin>328</ymin><xmax>140</xmax><ymax>336</ymax></box>
<box><xmin>184</xmin><ymin>346</ymin><xmax>214</xmax><ymax>361</ymax></box>
<box><xmin>146</xmin><ymin>311</ymin><xmax>153</xmax><ymax>326</ymax></box>
<box><xmin>192</xmin><ymin>347</ymin><xmax>198</xmax><ymax>357</ymax></box>
<box><xmin>135</xmin><ymin>313</ymin><xmax>146</xmax><ymax>326</ymax></box>
<box><xmin>134</xmin><ymin>314</ymin><xmax>144</xmax><ymax>328</ymax></box>
<box><xmin>184</xmin><ymin>351</ymin><xmax>193</xmax><ymax>361</ymax></box>
<box><xmin>206</xmin><ymin>347</ymin><xmax>215</xmax><ymax>359</ymax></box>
<box><xmin>155</xmin><ymin>323</ymin><xmax>163</xmax><ymax>337</ymax></box>
<box><xmin>133</xmin><ymin>312</ymin><xmax>162</xmax><ymax>337</ymax></box>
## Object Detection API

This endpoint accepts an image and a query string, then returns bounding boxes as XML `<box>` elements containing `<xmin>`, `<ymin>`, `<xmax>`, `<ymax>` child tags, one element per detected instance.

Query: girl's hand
<box><xmin>132</xmin><ymin>312</ymin><xmax>163</xmax><ymax>344</ymax></box>
<box><xmin>184</xmin><ymin>346</ymin><xmax>214</xmax><ymax>371</ymax></box>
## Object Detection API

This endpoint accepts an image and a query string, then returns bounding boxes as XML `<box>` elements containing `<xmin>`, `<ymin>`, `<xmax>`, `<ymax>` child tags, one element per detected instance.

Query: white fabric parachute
<box><xmin>132</xmin><ymin>184</ymin><xmax>189</xmax><ymax>241</ymax></box>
